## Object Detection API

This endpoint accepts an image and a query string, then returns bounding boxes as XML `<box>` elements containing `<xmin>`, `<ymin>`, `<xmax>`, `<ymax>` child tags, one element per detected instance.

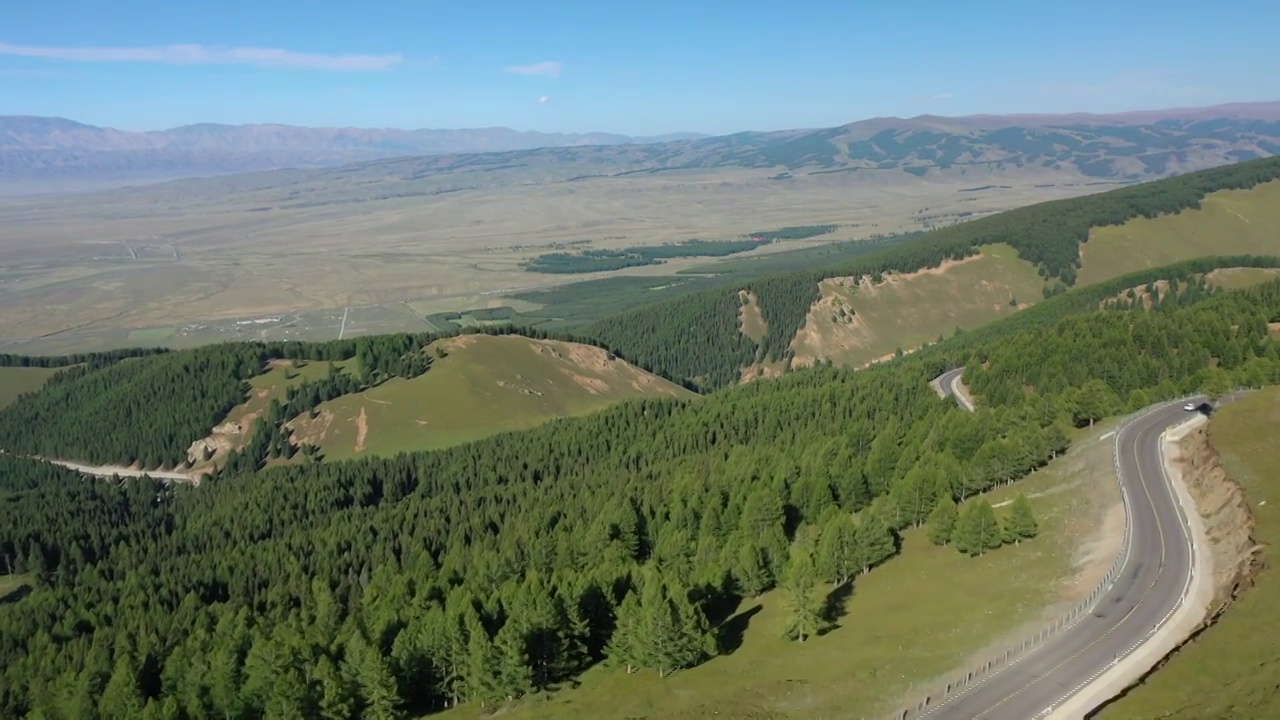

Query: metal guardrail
<box><xmin>886</xmin><ymin>396</ymin><xmax>1202</xmax><ymax>720</ymax></box>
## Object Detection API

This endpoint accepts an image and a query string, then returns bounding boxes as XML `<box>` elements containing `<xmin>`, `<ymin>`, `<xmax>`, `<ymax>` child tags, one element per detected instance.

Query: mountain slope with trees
<box><xmin>3</xmin><ymin>265</ymin><xmax>1280</xmax><ymax>718</ymax></box>
<box><xmin>590</xmin><ymin>157</ymin><xmax>1280</xmax><ymax>389</ymax></box>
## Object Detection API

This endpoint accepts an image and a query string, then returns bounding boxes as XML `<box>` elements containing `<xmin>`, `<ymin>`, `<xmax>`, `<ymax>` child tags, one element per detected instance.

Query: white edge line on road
<box><xmin>897</xmin><ymin>396</ymin><xmax>1200</xmax><ymax>720</ymax></box>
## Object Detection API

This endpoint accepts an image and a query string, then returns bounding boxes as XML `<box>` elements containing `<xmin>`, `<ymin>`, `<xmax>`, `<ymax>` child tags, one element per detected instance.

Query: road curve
<box><xmin>936</xmin><ymin>368</ymin><xmax>975</xmax><ymax>412</ymax></box>
<box><xmin>921</xmin><ymin>390</ymin><xmax>1205</xmax><ymax>719</ymax></box>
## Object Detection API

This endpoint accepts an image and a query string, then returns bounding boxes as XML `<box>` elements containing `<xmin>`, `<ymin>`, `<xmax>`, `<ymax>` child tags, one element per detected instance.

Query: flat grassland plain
<box><xmin>1097</xmin><ymin>388</ymin><xmax>1280</xmax><ymax>719</ymax></box>
<box><xmin>435</xmin><ymin>420</ymin><xmax>1125</xmax><ymax>720</ymax></box>
<box><xmin>0</xmin><ymin>366</ymin><xmax>59</xmax><ymax>409</ymax></box>
<box><xmin>0</xmin><ymin>164</ymin><xmax>1107</xmax><ymax>355</ymax></box>
<box><xmin>288</xmin><ymin>334</ymin><xmax>695</xmax><ymax>459</ymax></box>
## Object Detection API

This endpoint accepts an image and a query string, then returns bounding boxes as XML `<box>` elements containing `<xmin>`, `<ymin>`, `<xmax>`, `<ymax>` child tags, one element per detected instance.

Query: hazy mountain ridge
<box><xmin>211</xmin><ymin>106</ymin><xmax>1280</xmax><ymax>201</ymax></box>
<box><xmin>0</xmin><ymin>116</ymin><xmax>706</xmax><ymax>185</ymax></box>
<box><xmin>1</xmin><ymin>102</ymin><xmax>1277</xmax><ymax>192</ymax></box>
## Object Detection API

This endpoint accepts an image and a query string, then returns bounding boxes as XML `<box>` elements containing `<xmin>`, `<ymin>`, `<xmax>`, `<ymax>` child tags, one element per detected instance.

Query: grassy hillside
<box><xmin>1095</xmin><ymin>388</ymin><xmax>1280</xmax><ymax>719</ymax></box>
<box><xmin>1080</xmin><ymin>180</ymin><xmax>1280</xmax><ymax>285</ymax></box>
<box><xmin>589</xmin><ymin>157</ymin><xmax>1280</xmax><ymax>390</ymax></box>
<box><xmin>289</xmin><ymin>335</ymin><xmax>695</xmax><ymax>459</ymax></box>
<box><xmin>790</xmin><ymin>243</ymin><xmax>1043</xmax><ymax>368</ymax></box>
<box><xmin>0</xmin><ymin>367</ymin><xmax>58</xmax><ymax>409</ymax></box>
<box><xmin>186</xmin><ymin>358</ymin><xmax>359</xmax><ymax>468</ymax></box>
<box><xmin>436</xmin><ymin>420</ymin><xmax>1124</xmax><ymax>720</ymax></box>
<box><xmin>1205</xmin><ymin>266</ymin><xmax>1280</xmax><ymax>290</ymax></box>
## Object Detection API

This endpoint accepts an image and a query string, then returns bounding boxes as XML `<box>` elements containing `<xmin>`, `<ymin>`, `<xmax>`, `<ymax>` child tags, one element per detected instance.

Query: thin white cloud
<box><xmin>505</xmin><ymin>61</ymin><xmax>561</xmax><ymax>78</ymax></box>
<box><xmin>0</xmin><ymin>40</ymin><xmax>402</xmax><ymax>72</ymax></box>
<box><xmin>538</xmin><ymin>95</ymin><xmax>551</xmax><ymax>104</ymax></box>
<box><xmin>932</xmin><ymin>93</ymin><xmax>954</xmax><ymax>100</ymax></box>
<box><xmin>0</xmin><ymin>68</ymin><xmax>67</xmax><ymax>77</ymax></box>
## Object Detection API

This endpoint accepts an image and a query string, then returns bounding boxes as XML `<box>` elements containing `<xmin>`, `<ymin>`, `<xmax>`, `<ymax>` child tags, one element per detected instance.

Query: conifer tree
<box><xmin>1004</xmin><ymin>494</ymin><xmax>1039</xmax><ymax>544</ymax></box>
<box><xmin>816</xmin><ymin>513</ymin><xmax>858</xmax><ymax>585</ymax></box>
<box><xmin>356</xmin><ymin>641</ymin><xmax>402</xmax><ymax>720</ymax></box>
<box><xmin>926</xmin><ymin>495</ymin><xmax>958</xmax><ymax>546</ymax></box>
<box><xmin>733</xmin><ymin>541</ymin><xmax>772</xmax><ymax>597</ymax></box>
<box><xmin>98</xmin><ymin>651</ymin><xmax>144</xmax><ymax>720</ymax></box>
<box><xmin>604</xmin><ymin>589</ymin><xmax>644</xmax><ymax>674</ymax></box>
<box><xmin>312</xmin><ymin>656</ymin><xmax>354</xmax><ymax>720</ymax></box>
<box><xmin>490</xmin><ymin>620</ymin><xmax>533</xmax><ymax>701</ymax></box>
<box><xmin>638</xmin><ymin>577</ymin><xmax>713</xmax><ymax>678</ymax></box>
<box><xmin>853</xmin><ymin>510</ymin><xmax>896</xmax><ymax>575</ymax></box>
<box><xmin>780</xmin><ymin>544</ymin><xmax>827</xmax><ymax>642</ymax></box>
<box><xmin>462</xmin><ymin>618</ymin><xmax>499</xmax><ymax>706</ymax></box>
<box><xmin>954</xmin><ymin>501</ymin><xmax>1003</xmax><ymax>556</ymax></box>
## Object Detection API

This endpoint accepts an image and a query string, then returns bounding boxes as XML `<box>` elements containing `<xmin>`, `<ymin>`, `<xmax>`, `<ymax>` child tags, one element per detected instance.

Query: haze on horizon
<box><xmin>2</xmin><ymin>0</ymin><xmax>1278</xmax><ymax>137</ymax></box>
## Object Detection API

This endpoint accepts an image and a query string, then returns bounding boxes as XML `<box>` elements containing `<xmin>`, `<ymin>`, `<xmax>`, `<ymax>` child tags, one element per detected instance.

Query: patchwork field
<box><xmin>1097</xmin><ymin>388</ymin><xmax>1280</xmax><ymax>719</ymax></box>
<box><xmin>288</xmin><ymin>335</ymin><xmax>695</xmax><ymax>460</ymax></box>
<box><xmin>0</xmin><ymin>367</ymin><xmax>59</xmax><ymax>410</ymax></box>
<box><xmin>433</xmin><ymin>418</ymin><xmax>1124</xmax><ymax>720</ymax></box>
<box><xmin>789</xmin><ymin>244</ymin><xmax>1044</xmax><ymax>369</ymax></box>
<box><xmin>1078</xmin><ymin>180</ymin><xmax>1280</xmax><ymax>286</ymax></box>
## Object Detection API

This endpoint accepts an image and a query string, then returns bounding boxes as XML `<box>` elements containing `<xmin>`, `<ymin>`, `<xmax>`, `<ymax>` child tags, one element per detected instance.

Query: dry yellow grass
<box><xmin>789</xmin><ymin>244</ymin><xmax>1044</xmax><ymax>369</ymax></box>
<box><xmin>0</xmin><ymin>166</ymin><xmax>1104</xmax><ymax>350</ymax></box>
<box><xmin>737</xmin><ymin>290</ymin><xmax>768</xmax><ymax>343</ymax></box>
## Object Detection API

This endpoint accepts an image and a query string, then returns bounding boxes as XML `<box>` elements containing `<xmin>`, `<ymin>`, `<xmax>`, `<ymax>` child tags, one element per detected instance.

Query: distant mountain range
<box><xmin>0</xmin><ymin>117</ymin><xmax>706</xmax><ymax>187</ymax></box>
<box><xmin>1</xmin><ymin>101</ymin><xmax>1277</xmax><ymax>191</ymax></box>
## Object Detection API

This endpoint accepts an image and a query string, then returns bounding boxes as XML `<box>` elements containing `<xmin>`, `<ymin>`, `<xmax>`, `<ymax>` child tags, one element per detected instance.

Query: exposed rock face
<box><xmin>1178</xmin><ymin>424</ymin><xmax>1263</xmax><ymax>617</ymax></box>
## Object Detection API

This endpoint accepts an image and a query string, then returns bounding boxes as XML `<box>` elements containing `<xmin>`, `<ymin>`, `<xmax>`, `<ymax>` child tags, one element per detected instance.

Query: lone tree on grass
<box><xmin>953</xmin><ymin>501</ymin><xmax>1003</xmax><ymax>557</ymax></box>
<box><xmin>1003</xmin><ymin>494</ymin><xmax>1039</xmax><ymax>545</ymax></box>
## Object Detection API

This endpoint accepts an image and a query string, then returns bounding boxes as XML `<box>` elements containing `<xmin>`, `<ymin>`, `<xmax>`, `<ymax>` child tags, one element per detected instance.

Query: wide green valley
<box><xmin>1</xmin><ymin>152</ymin><xmax>1280</xmax><ymax>720</ymax></box>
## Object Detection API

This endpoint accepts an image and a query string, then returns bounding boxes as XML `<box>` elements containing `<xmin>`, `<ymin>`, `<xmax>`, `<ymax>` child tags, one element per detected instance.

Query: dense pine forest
<box><xmin>590</xmin><ymin>157</ymin><xmax>1280</xmax><ymax>389</ymax></box>
<box><xmin>3</xmin><ymin>263</ymin><xmax>1280</xmax><ymax>718</ymax></box>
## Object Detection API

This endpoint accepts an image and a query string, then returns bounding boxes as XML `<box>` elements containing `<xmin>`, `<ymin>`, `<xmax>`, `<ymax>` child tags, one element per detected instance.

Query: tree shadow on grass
<box><xmin>718</xmin><ymin>603</ymin><xmax>763</xmax><ymax>656</ymax></box>
<box><xmin>0</xmin><ymin>584</ymin><xmax>31</xmax><ymax>605</ymax></box>
<box><xmin>820</xmin><ymin>581</ymin><xmax>855</xmax><ymax>634</ymax></box>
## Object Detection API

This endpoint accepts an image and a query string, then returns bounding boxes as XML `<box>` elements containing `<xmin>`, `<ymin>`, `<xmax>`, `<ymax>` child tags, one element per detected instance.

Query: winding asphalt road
<box><xmin>930</xmin><ymin>373</ymin><xmax>1204</xmax><ymax>719</ymax></box>
<box><xmin>935</xmin><ymin>368</ymin><xmax>975</xmax><ymax>412</ymax></box>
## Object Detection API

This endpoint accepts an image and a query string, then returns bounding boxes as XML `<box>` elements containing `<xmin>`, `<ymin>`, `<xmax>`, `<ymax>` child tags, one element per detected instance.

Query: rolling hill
<box><xmin>589</xmin><ymin>157</ymin><xmax>1280</xmax><ymax>390</ymax></box>
<box><xmin>285</xmin><ymin>334</ymin><xmax>695</xmax><ymax>459</ymax></box>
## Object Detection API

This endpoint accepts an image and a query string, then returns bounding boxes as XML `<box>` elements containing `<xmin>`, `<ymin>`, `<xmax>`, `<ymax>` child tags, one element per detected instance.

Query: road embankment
<box><xmin>1051</xmin><ymin>414</ymin><xmax>1227</xmax><ymax>718</ymax></box>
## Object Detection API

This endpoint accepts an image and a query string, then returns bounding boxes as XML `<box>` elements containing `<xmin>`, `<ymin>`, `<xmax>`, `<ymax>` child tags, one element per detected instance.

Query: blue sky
<box><xmin>1</xmin><ymin>0</ymin><xmax>1277</xmax><ymax>135</ymax></box>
